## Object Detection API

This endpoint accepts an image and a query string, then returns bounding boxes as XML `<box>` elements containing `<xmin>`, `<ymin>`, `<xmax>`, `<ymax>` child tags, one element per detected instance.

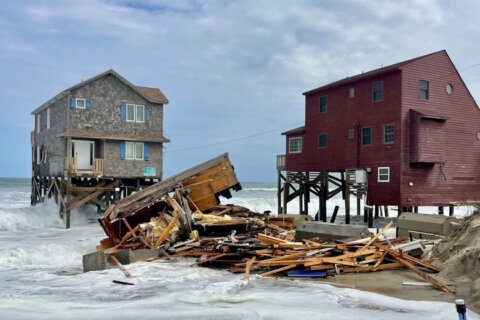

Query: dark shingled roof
<box><xmin>136</xmin><ymin>86</ymin><xmax>169</xmax><ymax>104</ymax></box>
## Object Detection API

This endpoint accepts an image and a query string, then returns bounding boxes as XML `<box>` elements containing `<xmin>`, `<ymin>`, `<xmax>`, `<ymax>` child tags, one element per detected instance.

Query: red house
<box><xmin>278</xmin><ymin>50</ymin><xmax>480</xmax><ymax>220</ymax></box>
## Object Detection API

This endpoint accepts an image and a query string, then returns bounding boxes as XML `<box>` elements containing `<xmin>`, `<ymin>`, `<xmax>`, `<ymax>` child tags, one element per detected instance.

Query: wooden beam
<box><xmin>68</xmin><ymin>180</ymin><xmax>118</xmax><ymax>211</ymax></box>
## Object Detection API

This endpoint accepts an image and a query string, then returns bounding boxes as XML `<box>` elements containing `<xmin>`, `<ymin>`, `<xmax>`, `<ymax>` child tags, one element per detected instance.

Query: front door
<box><xmin>72</xmin><ymin>140</ymin><xmax>94</xmax><ymax>170</ymax></box>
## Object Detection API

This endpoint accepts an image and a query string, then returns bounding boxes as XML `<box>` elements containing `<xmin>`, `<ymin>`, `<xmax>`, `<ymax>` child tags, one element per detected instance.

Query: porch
<box><xmin>67</xmin><ymin>139</ymin><xmax>104</xmax><ymax>177</ymax></box>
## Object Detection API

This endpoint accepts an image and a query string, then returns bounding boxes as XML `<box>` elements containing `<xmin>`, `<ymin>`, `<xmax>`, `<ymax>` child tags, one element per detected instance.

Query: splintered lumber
<box><xmin>393</xmin><ymin>255</ymin><xmax>454</xmax><ymax>293</ymax></box>
<box><xmin>373</xmin><ymin>242</ymin><xmax>439</xmax><ymax>272</ymax></box>
<box><xmin>245</xmin><ymin>256</ymin><xmax>256</xmax><ymax>280</ymax></box>
<box><xmin>341</xmin><ymin>262</ymin><xmax>403</xmax><ymax>273</ymax></box>
<box><xmin>110</xmin><ymin>256</ymin><xmax>131</xmax><ymax>277</ymax></box>
<box><xmin>304</xmin><ymin>249</ymin><xmax>377</xmax><ymax>267</ymax></box>
<box><xmin>358</xmin><ymin>220</ymin><xmax>393</xmax><ymax>252</ymax></box>
<box><xmin>260</xmin><ymin>265</ymin><xmax>297</xmax><ymax>277</ymax></box>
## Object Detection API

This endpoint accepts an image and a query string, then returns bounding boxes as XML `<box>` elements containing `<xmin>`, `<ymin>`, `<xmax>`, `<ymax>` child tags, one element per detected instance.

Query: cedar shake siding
<box><xmin>283</xmin><ymin>50</ymin><xmax>480</xmax><ymax>206</ymax></box>
<box><xmin>31</xmin><ymin>69</ymin><xmax>169</xmax><ymax>179</ymax></box>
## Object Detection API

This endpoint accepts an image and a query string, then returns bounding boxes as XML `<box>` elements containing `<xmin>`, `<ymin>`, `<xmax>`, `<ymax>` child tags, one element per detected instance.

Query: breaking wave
<box><xmin>0</xmin><ymin>243</ymin><xmax>85</xmax><ymax>270</ymax></box>
<box><xmin>0</xmin><ymin>200</ymin><xmax>99</xmax><ymax>232</ymax></box>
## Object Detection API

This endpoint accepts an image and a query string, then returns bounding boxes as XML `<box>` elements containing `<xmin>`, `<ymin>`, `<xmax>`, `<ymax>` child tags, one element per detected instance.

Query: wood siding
<box><xmin>285</xmin><ymin>70</ymin><xmax>402</xmax><ymax>205</ymax></box>
<box><xmin>284</xmin><ymin>50</ymin><xmax>480</xmax><ymax>206</ymax></box>
<box><xmin>400</xmin><ymin>51</ymin><xmax>480</xmax><ymax>206</ymax></box>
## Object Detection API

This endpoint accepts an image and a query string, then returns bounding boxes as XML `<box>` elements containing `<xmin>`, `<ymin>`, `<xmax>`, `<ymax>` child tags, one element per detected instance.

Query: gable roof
<box><xmin>31</xmin><ymin>69</ymin><xmax>169</xmax><ymax>115</ymax></box>
<box><xmin>303</xmin><ymin>50</ymin><xmax>447</xmax><ymax>96</ymax></box>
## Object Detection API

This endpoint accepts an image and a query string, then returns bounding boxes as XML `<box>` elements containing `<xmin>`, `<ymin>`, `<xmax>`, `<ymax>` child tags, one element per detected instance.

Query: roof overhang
<box><xmin>58</xmin><ymin>128</ymin><xmax>170</xmax><ymax>143</ymax></box>
<box><xmin>281</xmin><ymin>126</ymin><xmax>306</xmax><ymax>135</ymax></box>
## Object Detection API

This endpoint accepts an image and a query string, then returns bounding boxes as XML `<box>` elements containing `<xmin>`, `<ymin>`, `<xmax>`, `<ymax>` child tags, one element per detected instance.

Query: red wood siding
<box><xmin>400</xmin><ymin>51</ymin><xmax>480</xmax><ymax>206</ymax></box>
<box><xmin>285</xmin><ymin>70</ymin><xmax>403</xmax><ymax>205</ymax></box>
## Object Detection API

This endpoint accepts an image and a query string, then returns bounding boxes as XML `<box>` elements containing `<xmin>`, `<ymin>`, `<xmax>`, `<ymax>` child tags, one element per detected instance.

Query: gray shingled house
<box><xmin>31</xmin><ymin>69</ymin><xmax>169</xmax><ymax>227</ymax></box>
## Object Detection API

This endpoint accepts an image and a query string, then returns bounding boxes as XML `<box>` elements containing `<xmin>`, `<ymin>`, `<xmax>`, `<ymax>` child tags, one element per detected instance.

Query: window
<box><xmin>378</xmin><ymin>167</ymin><xmax>390</xmax><ymax>182</ymax></box>
<box><xmin>383</xmin><ymin>124</ymin><xmax>394</xmax><ymax>144</ymax></box>
<box><xmin>75</xmin><ymin>98</ymin><xmax>86</xmax><ymax>109</ymax></box>
<box><xmin>289</xmin><ymin>137</ymin><xmax>302</xmax><ymax>153</ymax></box>
<box><xmin>126</xmin><ymin>142</ymin><xmax>144</xmax><ymax>160</ymax></box>
<box><xmin>135</xmin><ymin>142</ymin><xmax>144</xmax><ymax>160</ymax></box>
<box><xmin>36</xmin><ymin>146</ymin><xmax>40</xmax><ymax>165</ymax></box>
<box><xmin>47</xmin><ymin>108</ymin><xmax>50</xmax><ymax>130</ymax></box>
<box><xmin>420</xmin><ymin>80</ymin><xmax>429</xmax><ymax>100</ymax></box>
<box><xmin>349</xmin><ymin>87</ymin><xmax>355</xmax><ymax>98</ymax></box>
<box><xmin>126</xmin><ymin>104</ymin><xmax>145</xmax><ymax>122</ymax></box>
<box><xmin>318</xmin><ymin>133</ymin><xmax>327</xmax><ymax>148</ymax></box>
<box><xmin>36</xmin><ymin>114</ymin><xmax>41</xmax><ymax>133</ymax></box>
<box><xmin>126</xmin><ymin>142</ymin><xmax>134</xmax><ymax>159</ymax></box>
<box><xmin>446</xmin><ymin>84</ymin><xmax>453</xmax><ymax>94</ymax></box>
<box><xmin>136</xmin><ymin>105</ymin><xmax>145</xmax><ymax>123</ymax></box>
<box><xmin>362</xmin><ymin>127</ymin><xmax>372</xmax><ymax>146</ymax></box>
<box><xmin>348</xmin><ymin>128</ymin><xmax>354</xmax><ymax>139</ymax></box>
<box><xmin>373</xmin><ymin>81</ymin><xmax>383</xmax><ymax>102</ymax></box>
<box><xmin>319</xmin><ymin>95</ymin><xmax>328</xmax><ymax>113</ymax></box>
<box><xmin>126</xmin><ymin>104</ymin><xmax>135</xmax><ymax>122</ymax></box>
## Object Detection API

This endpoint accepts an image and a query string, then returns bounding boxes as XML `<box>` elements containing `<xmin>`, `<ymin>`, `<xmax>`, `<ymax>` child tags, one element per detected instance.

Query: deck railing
<box><xmin>276</xmin><ymin>154</ymin><xmax>286</xmax><ymax>170</ymax></box>
<box><xmin>67</xmin><ymin>157</ymin><xmax>104</xmax><ymax>177</ymax></box>
<box><xmin>93</xmin><ymin>159</ymin><xmax>104</xmax><ymax>176</ymax></box>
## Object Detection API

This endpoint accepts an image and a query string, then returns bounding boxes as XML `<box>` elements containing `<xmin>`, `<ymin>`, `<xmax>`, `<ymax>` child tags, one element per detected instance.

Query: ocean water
<box><xmin>0</xmin><ymin>178</ymin><xmax>477</xmax><ymax>319</ymax></box>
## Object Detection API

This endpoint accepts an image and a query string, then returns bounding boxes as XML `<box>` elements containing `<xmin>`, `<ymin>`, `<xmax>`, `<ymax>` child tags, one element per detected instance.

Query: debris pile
<box><xmin>90</xmin><ymin>153</ymin><xmax>454</xmax><ymax>294</ymax></box>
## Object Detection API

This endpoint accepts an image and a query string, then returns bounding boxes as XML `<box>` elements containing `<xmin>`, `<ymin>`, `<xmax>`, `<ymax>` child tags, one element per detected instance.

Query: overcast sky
<box><xmin>1</xmin><ymin>0</ymin><xmax>479</xmax><ymax>181</ymax></box>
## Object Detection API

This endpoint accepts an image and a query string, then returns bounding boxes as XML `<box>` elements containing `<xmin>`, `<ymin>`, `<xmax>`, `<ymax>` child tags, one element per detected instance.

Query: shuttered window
<box><xmin>126</xmin><ymin>142</ymin><xmax>134</xmax><ymax>159</ymax></box>
<box><xmin>420</xmin><ymin>80</ymin><xmax>429</xmax><ymax>100</ymax></box>
<box><xmin>373</xmin><ymin>81</ymin><xmax>383</xmax><ymax>102</ymax></box>
<box><xmin>135</xmin><ymin>143</ymin><xmax>144</xmax><ymax>160</ymax></box>
<box><xmin>126</xmin><ymin>104</ymin><xmax>135</xmax><ymax>122</ymax></box>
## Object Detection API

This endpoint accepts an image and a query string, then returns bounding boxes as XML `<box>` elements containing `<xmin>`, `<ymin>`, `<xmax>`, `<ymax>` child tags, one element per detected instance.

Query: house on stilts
<box><xmin>31</xmin><ymin>69</ymin><xmax>169</xmax><ymax>228</ymax></box>
<box><xmin>277</xmin><ymin>50</ymin><xmax>480</xmax><ymax>223</ymax></box>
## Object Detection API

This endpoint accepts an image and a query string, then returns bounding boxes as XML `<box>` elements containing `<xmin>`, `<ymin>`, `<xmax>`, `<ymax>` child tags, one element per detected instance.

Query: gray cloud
<box><xmin>0</xmin><ymin>0</ymin><xmax>478</xmax><ymax>179</ymax></box>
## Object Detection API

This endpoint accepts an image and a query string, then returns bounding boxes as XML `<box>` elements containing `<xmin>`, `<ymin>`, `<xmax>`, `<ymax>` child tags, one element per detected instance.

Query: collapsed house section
<box><xmin>96</xmin><ymin>153</ymin><xmax>259</xmax><ymax>251</ymax></box>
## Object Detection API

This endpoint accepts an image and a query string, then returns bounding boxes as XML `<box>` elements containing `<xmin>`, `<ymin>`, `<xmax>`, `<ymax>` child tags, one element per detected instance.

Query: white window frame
<box><xmin>75</xmin><ymin>98</ymin><xmax>86</xmax><ymax>109</ymax></box>
<box><xmin>135</xmin><ymin>142</ymin><xmax>144</xmax><ymax>160</ymax></box>
<box><xmin>47</xmin><ymin>108</ymin><xmax>50</xmax><ymax>130</ymax></box>
<box><xmin>126</xmin><ymin>104</ymin><xmax>136</xmax><ymax>122</ymax></box>
<box><xmin>36</xmin><ymin>114</ymin><xmax>41</xmax><ymax>133</ymax></box>
<box><xmin>36</xmin><ymin>146</ymin><xmax>40</xmax><ymax>165</ymax></box>
<box><xmin>289</xmin><ymin>137</ymin><xmax>302</xmax><ymax>154</ymax></box>
<box><xmin>125</xmin><ymin>142</ymin><xmax>135</xmax><ymax>159</ymax></box>
<box><xmin>383</xmin><ymin>123</ymin><xmax>394</xmax><ymax>144</ymax></box>
<box><xmin>136</xmin><ymin>105</ymin><xmax>145</xmax><ymax>123</ymax></box>
<box><xmin>125</xmin><ymin>104</ymin><xmax>145</xmax><ymax>123</ymax></box>
<box><xmin>125</xmin><ymin>142</ymin><xmax>144</xmax><ymax>160</ymax></box>
<box><xmin>378</xmin><ymin>167</ymin><xmax>390</xmax><ymax>182</ymax></box>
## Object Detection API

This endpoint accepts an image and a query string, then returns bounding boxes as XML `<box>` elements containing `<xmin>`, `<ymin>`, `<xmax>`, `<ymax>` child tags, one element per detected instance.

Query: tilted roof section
<box><xmin>303</xmin><ymin>50</ymin><xmax>447</xmax><ymax>96</ymax></box>
<box><xmin>31</xmin><ymin>69</ymin><xmax>169</xmax><ymax>115</ymax></box>
<box><xmin>281</xmin><ymin>126</ymin><xmax>306</xmax><ymax>135</ymax></box>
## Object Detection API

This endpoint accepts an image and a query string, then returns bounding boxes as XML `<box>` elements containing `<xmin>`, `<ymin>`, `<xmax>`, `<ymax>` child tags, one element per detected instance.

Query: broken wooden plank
<box><xmin>260</xmin><ymin>265</ymin><xmax>297</xmax><ymax>277</ymax></box>
<box><xmin>110</xmin><ymin>256</ymin><xmax>131</xmax><ymax>277</ymax></box>
<box><xmin>245</xmin><ymin>256</ymin><xmax>256</xmax><ymax>280</ymax></box>
<box><xmin>358</xmin><ymin>220</ymin><xmax>393</xmax><ymax>252</ymax></box>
